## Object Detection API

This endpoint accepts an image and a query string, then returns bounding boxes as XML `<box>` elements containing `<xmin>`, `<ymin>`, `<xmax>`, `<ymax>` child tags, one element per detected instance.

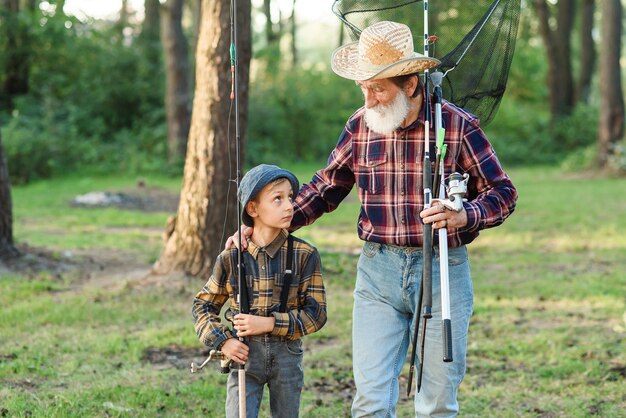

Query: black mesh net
<box><xmin>331</xmin><ymin>0</ymin><xmax>521</xmax><ymax>125</ymax></box>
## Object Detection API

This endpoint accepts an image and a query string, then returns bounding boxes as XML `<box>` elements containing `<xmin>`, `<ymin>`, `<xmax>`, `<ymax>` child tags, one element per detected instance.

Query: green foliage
<box><xmin>487</xmin><ymin>99</ymin><xmax>599</xmax><ymax>167</ymax></box>
<box><xmin>0</xmin><ymin>6</ymin><xmax>169</xmax><ymax>184</ymax></box>
<box><xmin>0</xmin><ymin>0</ymin><xmax>617</xmax><ymax>184</ymax></box>
<box><xmin>486</xmin><ymin>98</ymin><xmax>552</xmax><ymax>166</ymax></box>
<box><xmin>246</xmin><ymin>67</ymin><xmax>362</xmax><ymax>165</ymax></box>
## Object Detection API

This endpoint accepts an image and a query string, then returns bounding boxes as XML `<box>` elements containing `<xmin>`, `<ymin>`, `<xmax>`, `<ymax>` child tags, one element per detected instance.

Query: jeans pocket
<box><xmin>285</xmin><ymin>339</ymin><xmax>303</xmax><ymax>356</ymax></box>
<box><xmin>361</xmin><ymin>241</ymin><xmax>381</xmax><ymax>258</ymax></box>
<box><xmin>447</xmin><ymin>245</ymin><xmax>468</xmax><ymax>266</ymax></box>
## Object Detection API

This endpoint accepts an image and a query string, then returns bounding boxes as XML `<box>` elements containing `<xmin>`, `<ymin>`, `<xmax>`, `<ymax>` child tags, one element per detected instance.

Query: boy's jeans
<box><xmin>226</xmin><ymin>335</ymin><xmax>303</xmax><ymax>418</ymax></box>
<box><xmin>352</xmin><ymin>242</ymin><xmax>474</xmax><ymax>418</ymax></box>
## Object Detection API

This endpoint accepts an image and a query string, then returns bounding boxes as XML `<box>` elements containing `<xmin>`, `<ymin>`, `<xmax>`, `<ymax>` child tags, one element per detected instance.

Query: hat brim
<box><xmin>331</xmin><ymin>42</ymin><xmax>441</xmax><ymax>81</ymax></box>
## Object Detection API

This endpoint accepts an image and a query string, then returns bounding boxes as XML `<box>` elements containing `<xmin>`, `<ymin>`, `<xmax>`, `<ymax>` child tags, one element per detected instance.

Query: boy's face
<box><xmin>246</xmin><ymin>178</ymin><xmax>294</xmax><ymax>230</ymax></box>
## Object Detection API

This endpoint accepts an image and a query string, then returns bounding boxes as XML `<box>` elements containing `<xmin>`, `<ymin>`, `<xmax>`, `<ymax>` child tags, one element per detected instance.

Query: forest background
<box><xmin>0</xmin><ymin>0</ymin><xmax>624</xmax><ymax>416</ymax></box>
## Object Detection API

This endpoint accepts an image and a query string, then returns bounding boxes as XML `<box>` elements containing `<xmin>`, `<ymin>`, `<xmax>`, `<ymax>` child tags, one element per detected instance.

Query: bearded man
<box><xmin>229</xmin><ymin>20</ymin><xmax>517</xmax><ymax>417</ymax></box>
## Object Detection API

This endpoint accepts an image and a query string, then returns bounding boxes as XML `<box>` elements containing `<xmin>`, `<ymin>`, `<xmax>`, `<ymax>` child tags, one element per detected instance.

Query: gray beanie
<box><xmin>238</xmin><ymin>164</ymin><xmax>299</xmax><ymax>227</ymax></box>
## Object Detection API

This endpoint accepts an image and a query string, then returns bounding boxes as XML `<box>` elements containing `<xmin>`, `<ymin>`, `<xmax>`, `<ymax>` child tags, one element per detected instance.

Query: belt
<box><xmin>246</xmin><ymin>334</ymin><xmax>291</xmax><ymax>343</ymax></box>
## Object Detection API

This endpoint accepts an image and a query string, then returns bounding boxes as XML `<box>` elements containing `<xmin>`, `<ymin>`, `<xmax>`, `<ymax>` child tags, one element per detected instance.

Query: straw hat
<box><xmin>331</xmin><ymin>21</ymin><xmax>440</xmax><ymax>81</ymax></box>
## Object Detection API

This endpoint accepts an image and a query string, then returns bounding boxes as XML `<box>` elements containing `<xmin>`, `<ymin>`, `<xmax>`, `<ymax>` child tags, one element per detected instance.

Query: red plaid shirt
<box><xmin>292</xmin><ymin>98</ymin><xmax>517</xmax><ymax>248</ymax></box>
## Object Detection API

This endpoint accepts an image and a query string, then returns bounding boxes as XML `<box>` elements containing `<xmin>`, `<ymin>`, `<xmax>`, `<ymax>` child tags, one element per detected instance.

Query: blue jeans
<box><xmin>225</xmin><ymin>335</ymin><xmax>303</xmax><ymax>418</ymax></box>
<box><xmin>352</xmin><ymin>242</ymin><xmax>474</xmax><ymax>418</ymax></box>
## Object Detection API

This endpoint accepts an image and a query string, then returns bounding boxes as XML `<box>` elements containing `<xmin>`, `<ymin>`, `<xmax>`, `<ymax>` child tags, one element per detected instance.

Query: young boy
<box><xmin>192</xmin><ymin>164</ymin><xmax>327</xmax><ymax>418</ymax></box>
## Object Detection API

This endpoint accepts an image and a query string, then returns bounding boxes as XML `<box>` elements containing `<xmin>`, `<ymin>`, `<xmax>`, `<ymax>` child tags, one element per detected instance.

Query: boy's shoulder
<box><xmin>214</xmin><ymin>247</ymin><xmax>239</xmax><ymax>268</ymax></box>
<box><xmin>289</xmin><ymin>234</ymin><xmax>318</xmax><ymax>253</ymax></box>
<box><xmin>288</xmin><ymin>235</ymin><xmax>322</xmax><ymax>268</ymax></box>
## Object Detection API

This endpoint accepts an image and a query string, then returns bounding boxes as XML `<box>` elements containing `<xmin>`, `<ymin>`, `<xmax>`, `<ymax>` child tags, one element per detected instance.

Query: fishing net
<box><xmin>331</xmin><ymin>0</ymin><xmax>521</xmax><ymax>125</ymax></box>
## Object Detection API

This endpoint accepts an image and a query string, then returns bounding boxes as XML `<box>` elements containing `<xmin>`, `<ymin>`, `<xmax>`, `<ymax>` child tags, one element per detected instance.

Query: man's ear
<box><xmin>246</xmin><ymin>201</ymin><xmax>258</xmax><ymax>220</ymax></box>
<box><xmin>407</xmin><ymin>75</ymin><xmax>419</xmax><ymax>97</ymax></box>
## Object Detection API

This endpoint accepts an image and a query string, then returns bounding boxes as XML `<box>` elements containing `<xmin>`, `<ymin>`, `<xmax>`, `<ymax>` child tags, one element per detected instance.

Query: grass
<box><xmin>1</xmin><ymin>166</ymin><xmax>625</xmax><ymax>417</ymax></box>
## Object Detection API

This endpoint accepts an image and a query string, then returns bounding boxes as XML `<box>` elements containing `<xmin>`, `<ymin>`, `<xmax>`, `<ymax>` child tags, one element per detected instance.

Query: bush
<box><xmin>486</xmin><ymin>99</ymin><xmax>599</xmax><ymax>167</ymax></box>
<box><xmin>246</xmin><ymin>67</ymin><xmax>362</xmax><ymax>166</ymax></box>
<box><xmin>0</xmin><ymin>7</ymin><xmax>171</xmax><ymax>183</ymax></box>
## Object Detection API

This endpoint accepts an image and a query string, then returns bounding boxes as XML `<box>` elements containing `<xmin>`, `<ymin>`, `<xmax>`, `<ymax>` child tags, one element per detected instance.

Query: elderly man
<box><xmin>230</xmin><ymin>20</ymin><xmax>517</xmax><ymax>417</ymax></box>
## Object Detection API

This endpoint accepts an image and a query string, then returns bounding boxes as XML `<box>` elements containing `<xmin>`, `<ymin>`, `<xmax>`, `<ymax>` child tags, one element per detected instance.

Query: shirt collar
<box><xmin>247</xmin><ymin>229</ymin><xmax>289</xmax><ymax>259</ymax></box>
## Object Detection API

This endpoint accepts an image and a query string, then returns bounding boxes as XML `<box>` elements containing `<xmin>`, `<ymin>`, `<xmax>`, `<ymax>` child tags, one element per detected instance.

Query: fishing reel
<box><xmin>190</xmin><ymin>349</ymin><xmax>232</xmax><ymax>374</ymax></box>
<box><xmin>433</xmin><ymin>172</ymin><xmax>470</xmax><ymax>212</ymax></box>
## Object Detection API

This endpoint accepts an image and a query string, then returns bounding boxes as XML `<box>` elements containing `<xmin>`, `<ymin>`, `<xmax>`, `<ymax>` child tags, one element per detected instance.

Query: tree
<box><xmin>577</xmin><ymin>0</ymin><xmax>595</xmax><ymax>104</ymax></box>
<box><xmin>259</xmin><ymin>0</ymin><xmax>297</xmax><ymax>71</ymax></box>
<box><xmin>155</xmin><ymin>0</ymin><xmax>252</xmax><ymax>277</ymax></box>
<box><xmin>289</xmin><ymin>0</ymin><xmax>297</xmax><ymax>67</ymax></box>
<box><xmin>143</xmin><ymin>0</ymin><xmax>160</xmax><ymax>39</ymax></box>
<box><xmin>0</xmin><ymin>129</ymin><xmax>17</xmax><ymax>258</ymax></box>
<box><xmin>160</xmin><ymin>0</ymin><xmax>191</xmax><ymax>162</ymax></box>
<box><xmin>534</xmin><ymin>0</ymin><xmax>576</xmax><ymax>120</ymax></box>
<box><xmin>0</xmin><ymin>0</ymin><xmax>31</xmax><ymax>111</ymax></box>
<box><xmin>140</xmin><ymin>0</ymin><xmax>162</xmax><ymax>64</ymax></box>
<box><xmin>117</xmin><ymin>0</ymin><xmax>129</xmax><ymax>38</ymax></box>
<box><xmin>596</xmin><ymin>0</ymin><xmax>624</xmax><ymax>169</ymax></box>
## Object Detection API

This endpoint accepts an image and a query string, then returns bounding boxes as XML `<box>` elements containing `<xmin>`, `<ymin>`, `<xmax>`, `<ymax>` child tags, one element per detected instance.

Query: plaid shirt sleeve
<box><xmin>271</xmin><ymin>244</ymin><xmax>327</xmax><ymax>339</ymax></box>
<box><xmin>456</xmin><ymin>117</ymin><xmax>518</xmax><ymax>233</ymax></box>
<box><xmin>292</xmin><ymin>122</ymin><xmax>356</xmax><ymax>229</ymax></box>
<box><xmin>191</xmin><ymin>251</ymin><xmax>235</xmax><ymax>350</ymax></box>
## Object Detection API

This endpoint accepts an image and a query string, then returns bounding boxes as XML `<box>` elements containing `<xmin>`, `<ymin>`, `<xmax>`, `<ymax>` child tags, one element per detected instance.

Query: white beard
<box><xmin>364</xmin><ymin>91</ymin><xmax>411</xmax><ymax>135</ymax></box>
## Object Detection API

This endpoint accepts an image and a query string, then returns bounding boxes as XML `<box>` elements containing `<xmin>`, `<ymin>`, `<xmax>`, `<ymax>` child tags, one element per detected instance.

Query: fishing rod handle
<box><xmin>443</xmin><ymin>319</ymin><xmax>453</xmax><ymax>362</ymax></box>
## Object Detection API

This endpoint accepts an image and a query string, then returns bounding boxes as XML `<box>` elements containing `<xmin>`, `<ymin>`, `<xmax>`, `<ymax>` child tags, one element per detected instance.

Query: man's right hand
<box><xmin>224</xmin><ymin>225</ymin><xmax>253</xmax><ymax>251</ymax></box>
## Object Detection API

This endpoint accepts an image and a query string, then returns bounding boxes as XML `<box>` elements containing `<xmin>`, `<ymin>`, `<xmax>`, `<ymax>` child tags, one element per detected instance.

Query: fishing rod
<box><xmin>431</xmin><ymin>70</ymin><xmax>453</xmax><ymax>363</ymax></box>
<box><xmin>190</xmin><ymin>1</ymin><xmax>247</xmax><ymax>417</ymax></box>
<box><xmin>232</xmin><ymin>0</ymin><xmax>247</xmax><ymax>416</ymax></box>
<box><xmin>407</xmin><ymin>0</ymin><xmax>433</xmax><ymax>396</ymax></box>
<box><xmin>432</xmin><ymin>69</ymin><xmax>471</xmax><ymax>363</ymax></box>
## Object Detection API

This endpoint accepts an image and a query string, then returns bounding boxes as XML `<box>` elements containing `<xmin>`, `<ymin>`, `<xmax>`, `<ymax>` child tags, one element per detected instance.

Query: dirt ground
<box><xmin>3</xmin><ymin>184</ymin><xmax>178</xmax><ymax>276</ymax></box>
<box><xmin>0</xmin><ymin>185</ymin><xmax>223</xmax><ymax>371</ymax></box>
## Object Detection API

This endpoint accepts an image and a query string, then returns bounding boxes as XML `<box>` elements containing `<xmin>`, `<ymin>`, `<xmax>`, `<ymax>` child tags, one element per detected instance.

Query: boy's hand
<box><xmin>224</xmin><ymin>225</ymin><xmax>254</xmax><ymax>250</ymax></box>
<box><xmin>220</xmin><ymin>338</ymin><xmax>249</xmax><ymax>364</ymax></box>
<box><xmin>233</xmin><ymin>313</ymin><xmax>275</xmax><ymax>337</ymax></box>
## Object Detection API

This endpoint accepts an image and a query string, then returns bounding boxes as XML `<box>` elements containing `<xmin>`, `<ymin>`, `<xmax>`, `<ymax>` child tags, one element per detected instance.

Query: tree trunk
<box><xmin>1</xmin><ymin>0</ymin><xmax>30</xmax><ymax>110</ymax></box>
<box><xmin>577</xmin><ymin>0</ymin><xmax>595</xmax><ymax>104</ymax></box>
<box><xmin>118</xmin><ymin>0</ymin><xmax>129</xmax><ymax>38</ymax></box>
<box><xmin>290</xmin><ymin>0</ymin><xmax>297</xmax><ymax>68</ymax></box>
<box><xmin>143</xmin><ymin>0</ymin><xmax>160</xmax><ymax>39</ymax></box>
<box><xmin>534</xmin><ymin>0</ymin><xmax>575</xmax><ymax>119</ymax></box>
<box><xmin>597</xmin><ymin>0</ymin><xmax>624</xmax><ymax>169</ymax></box>
<box><xmin>155</xmin><ymin>0</ymin><xmax>251</xmax><ymax>277</ymax></box>
<box><xmin>262</xmin><ymin>0</ymin><xmax>282</xmax><ymax>72</ymax></box>
<box><xmin>0</xmin><ymin>130</ymin><xmax>18</xmax><ymax>258</ymax></box>
<box><xmin>160</xmin><ymin>0</ymin><xmax>191</xmax><ymax>162</ymax></box>
<box><xmin>22</xmin><ymin>0</ymin><xmax>38</xmax><ymax>10</ymax></box>
<box><xmin>263</xmin><ymin>0</ymin><xmax>277</xmax><ymax>43</ymax></box>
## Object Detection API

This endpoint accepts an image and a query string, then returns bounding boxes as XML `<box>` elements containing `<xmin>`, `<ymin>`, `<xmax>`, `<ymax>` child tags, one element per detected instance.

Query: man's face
<box><xmin>357</xmin><ymin>78</ymin><xmax>401</xmax><ymax>109</ymax></box>
<box><xmin>357</xmin><ymin>79</ymin><xmax>411</xmax><ymax>135</ymax></box>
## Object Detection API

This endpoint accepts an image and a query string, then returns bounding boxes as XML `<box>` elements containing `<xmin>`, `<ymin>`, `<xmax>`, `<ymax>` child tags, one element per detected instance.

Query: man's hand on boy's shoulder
<box><xmin>233</xmin><ymin>313</ymin><xmax>275</xmax><ymax>337</ymax></box>
<box><xmin>224</xmin><ymin>226</ymin><xmax>254</xmax><ymax>251</ymax></box>
<box><xmin>221</xmin><ymin>338</ymin><xmax>249</xmax><ymax>364</ymax></box>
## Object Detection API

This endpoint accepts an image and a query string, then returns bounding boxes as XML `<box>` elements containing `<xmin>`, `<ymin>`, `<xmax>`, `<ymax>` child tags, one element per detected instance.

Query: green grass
<box><xmin>1</xmin><ymin>166</ymin><xmax>625</xmax><ymax>417</ymax></box>
<box><xmin>12</xmin><ymin>174</ymin><xmax>181</xmax><ymax>263</ymax></box>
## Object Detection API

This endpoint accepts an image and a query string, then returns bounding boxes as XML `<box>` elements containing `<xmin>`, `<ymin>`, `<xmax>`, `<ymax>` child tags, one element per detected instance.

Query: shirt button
<box><xmin>401</xmin><ymin>217</ymin><xmax>406</xmax><ymax>224</ymax></box>
<box><xmin>400</xmin><ymin>163</ymin><xmax>405</xmax><ymax>170</ymax></box>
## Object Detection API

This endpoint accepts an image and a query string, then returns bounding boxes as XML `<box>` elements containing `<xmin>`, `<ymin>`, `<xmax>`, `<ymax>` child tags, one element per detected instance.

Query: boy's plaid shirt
<box><xmin>193</xmin><ymin>230</ymin><xmax>327</xmax><ymax>351</ymax></box>
<box><xmin>292</xmin><ymin>98</ymin><xmax>518</xmax><ymax>248</ymax></box>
